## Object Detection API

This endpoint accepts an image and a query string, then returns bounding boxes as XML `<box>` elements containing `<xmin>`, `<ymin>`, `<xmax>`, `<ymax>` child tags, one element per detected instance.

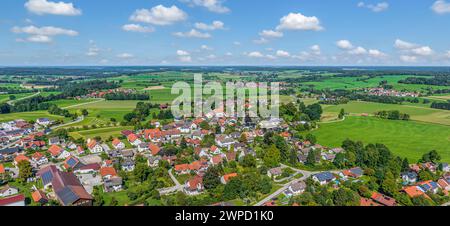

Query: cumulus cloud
<box><xmin>201</xmin><ymin>45</ymin><xmax>213</xmax><ymax>50</ymax></box>
<box><xmin>86</xmin><ymin>41</ymin><xmax>100</xmax><ymax>56</ymax></box>
<box><xmin>276</xmin><ymin>50</ymin><xmax>290</xmax><ymax>57</ymax></box>
<box><xmin>411</xmin><ymin>46</ymin><xmax>434</xmax><ymax>56</ymax></box>
<box><xmin>276</xmin><ymin>13</ymin><xmax>323</xmax><ymax>31</ymax></box>
<box><xmin>117</xmin><ymin>53</ymin><xmax>134</xmax><ymax>59</ymax></box>
<box><xmin>394</xmin><ymin>39</ymin><xmax>417</xmax><ymax>50</ymax></box>
<box><xmin>181</xmin><ymin>0</ymin><xmax>230</xmax><ymax>13</ymax></box>
<box><xmin>400</xmin><ymin>55</ymin><xmax>417</xmax><ymax>63</ymax></box>
<box><xmin>122</xmin><ymin>24</ymin><xmax>154</xmax><ymax>33</ymax></box>
<box><xmin>446</xmin><ymin>51</ymin><xmax>450</xmax><ymax>58</ymax></box>
<box><xmin>25</xmin><ymin>0</ymin><xmax>81</xmax><ymax>16</ymax></box>
<box><xmin>348</xmin><ymin>46</ymin><xmax>367</xmax><ymax>55</ymax></box>
<box><xmin>310</xmin><ymin>45</ymin><xmax>321</xmax><ymax>55</ymax></box>
<box><xmin>173</xmin><ymin>29</ymin><xmax>211</xmax><ymax>38</ymax></box>
<box><xmin>394</xmin><ymin>39</ymin><xmax>434</xmax><ymax>57</ymax></box>
<box><xmin>368</xmin><ymin>49</ymin><xmax>387</xmax><ymax>58</ymax></box>
<box><xmin>12</xmin><ymin>25</ymin><xmax>78</xmax><ymax>43</ymax></box>
<box><xmin>336</xmin><ymin>40</ymin><xmax>354</xmax><ymax>50</ymax></box>
<box><xmin>130</xmin><ymin>5</ymin><xmax>187</xmax><ymax>26</ymax></box>
<box><xmin>194</xmin><ymin>21</ymin><xmax>225</xmax><ymax>30</ymax></box>
<box><xmin>431</xmin><ymin>0</ymin><xmax>450</xmax><ymax>14</ymax></box>
<box><xmin>253</xmin><ymin>37</ymin><xmax>269</xmax><ymax>44</ymax></box>
<box><xmin>357</xmin><ymin>2</ymin><xmax>389</xmax><ymax>12</ymax></box>
<box><xmin>259</xmin><ymin>29</ymin><xmax>283</xmax><ymax>38</ymax></box>
<box><xmin>247</xmin><ymin>51</ymin><xmax>264</xmax><ymax>58</ymax></box>
<box><xmin>177</xmin><ymin>50</ymin><xmax>192</xmax><ymax>62</ymax></box>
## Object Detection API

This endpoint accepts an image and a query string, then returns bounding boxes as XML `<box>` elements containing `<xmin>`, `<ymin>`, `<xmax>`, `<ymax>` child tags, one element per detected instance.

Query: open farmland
<box><xmin>312</xmin><ymin>116</ymin><xmax>450</xmax><ymax>162</ymax></box>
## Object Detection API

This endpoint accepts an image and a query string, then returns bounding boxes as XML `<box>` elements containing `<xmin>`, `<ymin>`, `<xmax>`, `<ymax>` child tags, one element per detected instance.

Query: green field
<box><xmin>322</xmin><ymin>101</ymin><xmax>450</xmax><ymax>126</ymax></box>
<box><xmin>312</xmin><ymin>116</ymin><xmax>450</xmax><ymax>162</ymax></box>
<box><xmin>0</xmin><ymin>93</ymin><xmax>37</xmax><ymax>103</ymax></box>
<box><xmin>303</xmin><ymin>75</ymin><xmax>449</xmax><ymax>92</ymax></box>
<box><xmin>0</xmin><ymin>111</ymin><xmax>67</xmax><ymax>123</ymax></box>
<box><xmin>69</xmin><ymin>126</ymin><xmax>134</xmax><ymax>140</ymax></box>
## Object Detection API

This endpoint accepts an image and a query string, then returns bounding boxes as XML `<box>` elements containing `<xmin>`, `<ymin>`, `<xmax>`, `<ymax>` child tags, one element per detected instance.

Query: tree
<box><xmin>401</xmin><ymin>158</ymin><xmax>410</xmax><ymax>172</ymax></box>
<box><xmin>332</xmin><ymin>188</ymin><xmax>359</xmax><ymax>206</ymax></box>
<box><xmin>81</xmin><ymin>109</ymin><xmax>89</xmax><ymax>117</ymax></box>
<box><xmin>203</xmin><ymin>166</ymin><xmax>221</xmax><ymax>189</ymax></box>
<box><xmin>110</xmin><ymin>197</ymin><xmax>119</xmax><ymax>206</ymax></box>
<box><xmin>338</xmin><ymin>108</ymin><xmax>345</xmax><ymax>119</ymax></box>
<box><xmin>93</xmin><ymin>186</ymin><xmax>104</xmax><ymax>206</ymax></box>
<box><xmin>263</xmin><ymin>145</ymin><xmax>281</xmax><ymax>168</ymax></box>
<box><xmin>241</xmin><ymin>155</ymin><xmax>256</xmax><ymax>168</ymax></box>
<box><xmin>305</xmin><ymin>133</ymin><xmax>317</xmax><ymax>145</ymax></box>
<box><xmin>421</xmin><ymin>150</ymin><xmax>441</xmax><ymax>163</ymax></box>
<box><xmin>381</xmin><ymin>171</ymin><xmax>399</xmax><ymax>197</ymax></box>
<box><xmin>306</xmin><ymin>149</ymin><xmax>317</xmax><ymax>166</ymax></box>
<box><xmin>9</xmin><ymin>95</ymin><xmax>16</xmax><ymax>101</ymax></box>
<box><xmin>18</xmin><ymin>160</ymin><xmax>33</xmax><ymax>183</ymax></box>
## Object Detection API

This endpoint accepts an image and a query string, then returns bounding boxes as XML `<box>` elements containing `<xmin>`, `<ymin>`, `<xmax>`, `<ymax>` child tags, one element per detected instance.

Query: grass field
<box><xmin>322</xmin><ymin>101</ymin><xmax>450</xmax><ymax>126</ymax></box>
<box><xmin>312</xmin><ymin>116</ymin><xmax>450</xmax><ymax>162</ymax></box>
<box><xmin>69</xmin><ymin>126</ymin><xmax>134</xmax><ymax>140</ymax></box>
<box><xmin>0</xmin><ymin>93</ymin><xmax>36</xmax><ymax>103</ymax></box>
<box><xmin>0</xmin><ymin>111</ymin><xmax>67</xmax><ymax>123</ymax></box>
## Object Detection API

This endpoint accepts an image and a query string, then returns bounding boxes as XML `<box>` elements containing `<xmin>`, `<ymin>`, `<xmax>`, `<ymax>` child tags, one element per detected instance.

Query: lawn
<box><xmin>322</xmin><ymin>101</ymin><xmax>450</xmax><ymax>126</ymax></box>
<box><xmin>47</xmin><ymin>98</ymin><xmax>98</xmax><ymax>108</ymax></box>
<box><xmin>312</xmin><ymin>116</ymin><xmax>450</xmax><ymax>162</ymax></box>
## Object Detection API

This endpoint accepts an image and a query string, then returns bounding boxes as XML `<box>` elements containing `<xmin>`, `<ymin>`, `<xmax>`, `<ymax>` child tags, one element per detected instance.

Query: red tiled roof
<box><xmin>100</xmin><ymin>167</ymin><xmax>117</xmax><ymax>178</ymax></box>
<box><xmin>189</xmin><ymin>161</ymin><xmax>202</xmax><ymax>171</ymax></box>
<box><xmin>0</xmin><ymin>164</ymin><xmax>5</xmax><ymax>174</ymax></box>
<box><xmin>32</xmin><ymin>190</ymin><xmax>48</xmax><ymax>203</ymax></box>
<box><xmin>0</xmin><ymin>194</ymin><xmax>25</xmax><ymax>206</ymax></box>
<box><xmin>87</xmin><ymin>140</ymin><xmax>97</xmax><ymax>149</ymax></box>
<box><xmin>403</xmin><ymin>186</ymin><xmax>426</xmax><ymax>198</ymax></box>
<box><xmin>127</xmin><ymin>134</ymin><xmax>139</xmax><ymax>142</ymax></box>
<box><xmin>188</xmin><ymin>176</ymin><xmax>203</xmax><ymax>190</ymax></box>
<box><xmin>360</xmin><ymin>198</ymin><xmax>382</xmax><ymax>206</ymax></box>
<box><xmin>175</xmin><ymin>164</ymin><xmax>189</xmax><ymax>172</ymax></box>
<box><xmin>48</xmin><ymin>144</ymin><xmax>63</xmax><ymax>156</ymax></box>
<box><xmin>32</xmin><ymin>152</ymin><xmax>44</xmax><ymax>160</ymax></box>
<box><xmin>15</xmin><ymin>155</ymin><xmax>30</xmax><ymax>163</ymax></box>
<box><xmin>149</xmin><ymin>143</ymin><xmax>161</xmax><ymax>156</ymax></box>
<box><xmin>223</xmin><ymin>173</ymin><xmax>238</xmax><ymax>183</ymax></box>
<box><xmin>211</xmin><ymin>155</ymin><xmax>223</xmax><ymax>165</ymax></box>
<box><xmin>371</xmin><ymin>192</ymin><xmax>397</xmax><ymax>206</ymax></box>
<box><xmin>112</xmin><ymin>138</ymin><xmax>122</xmax><ymax>146</ymax></box>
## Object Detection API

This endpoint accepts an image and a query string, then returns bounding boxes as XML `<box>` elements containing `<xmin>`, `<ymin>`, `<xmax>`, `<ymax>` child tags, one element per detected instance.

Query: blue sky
<box><xmin>1</xmin><ymin>0</ymin><xmax>450</xmax><ymax>66</ymax></box>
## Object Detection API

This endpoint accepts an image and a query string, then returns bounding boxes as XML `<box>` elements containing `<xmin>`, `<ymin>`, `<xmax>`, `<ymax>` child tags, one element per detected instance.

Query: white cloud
<box><xmin>431</xmin><ymin>0</ymin><xmax>450</xmax><ymax>14</ymax></box>
<box><xmin>173</xmin><ymin>29</ymin><xmax>211</xmax><ymax>38</ymax></box>
<box><xmin>446</xmin><ymin>51</ymin><xmax>450</xmax><ymax>58</ymax></box>
<box><xmin>194</xmin><ymin>21</ymin><xmax>225</xmax><ymax>30</ymax></box>
<box><xmin>276</xmin><ymin>50</ymin><xmax>290</xmax><ymax>57</ymax></box>
<box><xmin>201</xmin><ymin>45</ymin><xmax>213</xmax><ymax>50</ymax></box>
<box><xmin>310</xmin><ymin>45</ymin><xmax>321</xmax><ymax>55</ymax></box>
<box><xmin>253</xmin><ymin>37</ymin><xmax>269</xmax><ymax>44</ymax></box>
<box><xmin>12</xmin><ymin>25</ymin><xmax>77</xmax><ymax>43</ymax></box>
<box><xmin>368</xmin><ymin>49</ymin><xmax>387</xmax><ymax>58</ymax></box>
<box><xmin>181</xmin><ymin>0</ymin><xmax>230</xmax><ymax>13</ymax></box>
<box><xmin>357</xmin><ymin>2</ymin><xmax>389</xmax><ymax>12</ymax></box>
<box><xmin>394</xmin><ymin>39</ymin><xmax>417</xmax><ymax>49</ymax></box>
<box><xmin>233</xmin><ymin>41</ymin><xmax>241</xmax><ymax>46</ymax></box>
<box><xmin>259</xmin><ymin>30</ymin><xmax>283</xmax><ymax>38</ymax></box>
<box><xmin>122</xmin><ymin>24</ymin><xmax>154</xmax><ymax>33</ymax></box>
<box><xmin>177</xmin><ymin>50</ymin><xmax>192</xmax><ymax>62</ymax></box>
<box><xmin>266</xmin><ymin>55</ymin><xmax>276</xmax><ymax>60</ymax></box>
<box><xmin>225</xmin><ymin>52</ymin><xmax>233</xmax><ymax>56</ymax></box>
<box><xmin>247</xmin><ymin>51</ymin><xmax>264</xmax><ymax>58</ymax></box>
<box><xmin>336</xmin><ymin>40</ymin><xmax>354</xmax><ymax>50</ymax></box>
<box><xmin>12</xmin><ymin>25</ymin><xmax>78</xmax><ymax>36</ymax></box>
<box><xmin>117</xmin><ymin>53</ymin><xmax>134</xmax><ymax>59</ymax></box>
<box><xmin>25</xmin><ymin>0</ymin><xmax>81</xmax><ymax>16</ymax></box>
<box><xmin>411</xmin><ymin>46</ymin><xmax>434</xmax><ymax>56</ymax></box>
<box><xmin>276</xmin><ymin>13</ymin><xmax>323</xmax><ymax>31</ymax></box>
<box><xmin>130</xmin><ymin>5</ymin><xmax>187</xmax><ymax>26</ymax></box>
<box><xmin>348</xmin><ymin>46</ymin><xmax>367</xmax><ymax>55</ymax></box>
<box><xmin>86</xmin><ymin>47</ymin><xmax>100</xmax><ymax>56</ymax></box>
<box><xmin>400</xmin><ymin>55</ymin><xmax>417</xmax><ymax>63</ymax></box>
<box><xmin>206</xmin><ymin>54</ymin><xmax>216</xmax><ymax>59</ymax></box>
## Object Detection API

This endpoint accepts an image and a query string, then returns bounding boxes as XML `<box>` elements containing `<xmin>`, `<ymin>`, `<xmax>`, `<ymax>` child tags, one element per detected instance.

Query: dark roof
<box><xmin>0</xmin><ymin>194</ymin><xmax>25</xmax><ymax>206</ymax></box>
<box><xmin>314</xmin><ymin>172</ymin><xmax>335</xmax><ymax>182</ymax></box>
<box><xmin>0</xmin><ymin>147</ymin><xmax>20</xmax><ymax>155</ymax></box>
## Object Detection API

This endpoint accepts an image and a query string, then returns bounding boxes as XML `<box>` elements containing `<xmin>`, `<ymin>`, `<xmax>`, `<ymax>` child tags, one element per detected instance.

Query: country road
<box><xmin>63</xmin><ymin>98</ymin><xmax>105</xmax><ymax>109</ymax></box>
<box><xmin>50</xmin><ymin>116</ymin><xmax>85</xmax><ymax>129</ymax></box>
<box><xmin>158</xmin><ymin>168</ymin><xmax>183</xmax><ymax>195</ymax></box>
<box><xmin>7</xmin><ymin>92</ymin><xmax>41</xmax><ymax>105</ymax></box>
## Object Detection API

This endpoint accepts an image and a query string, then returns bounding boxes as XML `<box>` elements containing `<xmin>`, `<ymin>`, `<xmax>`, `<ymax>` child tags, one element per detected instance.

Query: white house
<box><xmin>87</xmin><ymin>139</ymin><xmax>104</xmax><ymax>154</ymax></box>
<box><xmin>112</xmin><ymin>138</ymin><xmax>125</xmax><ymax>150</ymax></box>
<box><xmin>0</xmin><ymin>185</ymin><xmax>19</xmax><ymax>197</ymax></box>
<box><xmin>36</xmin><ymin>118</ymin><xmax>51</xmax><ymax>127</ymax></box>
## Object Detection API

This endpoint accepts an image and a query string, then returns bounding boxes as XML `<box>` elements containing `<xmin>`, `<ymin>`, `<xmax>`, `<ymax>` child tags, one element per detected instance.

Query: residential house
<box><xmin>360</xmin><ymin>198</ymin><xmax>382</xmax><ymax>206</ymax></box>
<box><xmin>437</xmin><ymin>176</ymin><xmax>450</xmax><ymax>191</ymax></box>
<box><xmin>0</xmin><ymin>194</ymin><xmax>25</xmax><ymax>206</ymax></box>
<box><xmin>147</xmin><ymin>156</ymin><xmax>161</xmax><ymax>168</ymax></box>
<box><xmin>340</xmin><ymin>167</ymin><xmax>364</xmax><ymax>179</ymax></box>
<box><xmin>221</xmin><ymin>173</ymin><xmax>238</xmax><ymax>184</ymax></box>
<box><xmin>175</xmin><ymin>164</ymin><xmax>190</xmax><ymax>175</ymax></box>
<box><xmin>37</xmin><ymin>165</ymin><xmax>93</xmax><ymax>206</ymax></box>
<box><xmin>403</xmin><ymin>186</ymin><xmax>427</xmax><ymax>199</ymax></box>
<box><xmin>441</xmin><ymin>163</ymin><xmax>449</xmax><ymax>172</ymax></box>
<box><xmin>104</xmin><ymin>177</ymin><xmax>123</xmax><ymax>192</ymax></box>
<box><xmin>63</xmin><ymin>156</ymin><xmax>81</xmax><ymax>171</ymax></box>
<box><xmin>87</xmin><ymin>139</ymin><xmax>103</xmax><ymax>154</ymax></box>
<box><xmin>14</xmin><ymin>154</ymin><xmax>30</xmax><ymax>166</ymax></box>
<box><xmin>148</xmin><ymin>143</ymin><xmax>161</xmax><ymax>156</ymax></box>
<box><xmin>121</xmin><ymin>159</ymin><xmax>135</xmax><ymax>172</ymax></box>
<box><xmin>401</xmin><ymin>171</ymin><xmax>418</xmax><ymax>185</ymax></box>
<box><xmin>100</xmin><ymin>167</ymin><xmax>118</xmax><ymax>180</ymax></box>
<box><xmin>32</xmin><ymin>190</ymin><xmax>48</xmax><ymax>205</ymax></box>
<box><xmin>137</xmin><ymin>143</ymin><xmax>149</xmax><ymax>153</ymax></box>
<box><xmin>216</xmin><ymin>135</ymin><xmax>235</xmax><ymax>149</ymax></box>
<box><xmin>112</xmin><ymin>138</ymin><xmax>125</xmax><ymax>150</ymax></box>
<box><xmin>48</xmin><ymin>137</ymin><xmax>61</xmax><ymax>146</ymax></box>
<box><xmin>32</xmin><ymin>152</ymin><xmax>48</xmax><ymax>166</ymax></box>
<box><xmin>0</xmin><ymin>185</ymin><xmax>19</xmax><ymax>197</ymax></box>
<box><xmin>127</xmin><ymin>134</ymin><xmax>142</xmax><ymax>146</ymax></box>
<box><xmin>211</xmin><ymin>155</ymin><xmax>224</xmax><ymax>166</ymax></box>
<box><xmin>36</xmin><ymin>118</ymin><xmax>51</xmax><ymax>127</ymax></box>
<box><xmin>267</xmin><ymin>167</ymin><xmax>283</xmax><ymax>178</ymax></box>
<box><xmin>284</xmin><ymin>181</ymin><xmax>306</xmax><ymax>197</ymax></box>
<box><xmin>312</xmin><ymin>172</ymin><xmax>336</xmax><ymax>185</ymax></box>
<box><xmin>417</xmin><ymin>180</ymin><xmax>440</xmax><ymax>194</ymax></box>
<box><xmin>184</xmin><ymin>176</ymin><xmax>204</xmax><ymax>195</ymax></box>
<box><xmin>371</xmin><ymin>192</ymin><xmax>397</xmax><ymax>206</ymax></box>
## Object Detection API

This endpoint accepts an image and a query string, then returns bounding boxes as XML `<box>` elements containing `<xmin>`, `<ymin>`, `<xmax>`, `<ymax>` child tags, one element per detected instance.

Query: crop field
<box><xmin>322</xmin><ymin>101</ymin><xmax>450</xmax><ymax>126</ymax></box>
<box><xmin>312</xmin><ymin>116</ymin><xmax>450</xmax><ymax>162</ymax></box>
<box><xmin>303</xmin><ymin>75</ymin><xmax>448</xmax><ymax>92</ymax></box>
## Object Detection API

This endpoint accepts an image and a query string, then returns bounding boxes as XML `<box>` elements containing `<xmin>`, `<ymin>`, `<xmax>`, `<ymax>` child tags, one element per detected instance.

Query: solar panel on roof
<box><xmin>41</xmin><ymin>171</ymin><xmax>53</xmax><ymax>185</ymax></box>
<box><xmin>67</xmin><ymin>158</ymin><xmax>78</xmax><ymax>167</ymax></box>
<box><xmin>56</xmin><ymin>187</ymin><xmax>79</xmax><ymax>206</ymax></box>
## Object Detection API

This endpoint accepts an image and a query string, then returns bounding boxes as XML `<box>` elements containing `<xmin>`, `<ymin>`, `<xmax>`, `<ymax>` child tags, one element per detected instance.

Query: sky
<box><xmin>1</xmin><ymin>0</ymin><xmax>450</xmax><ymax>66</ymax></box>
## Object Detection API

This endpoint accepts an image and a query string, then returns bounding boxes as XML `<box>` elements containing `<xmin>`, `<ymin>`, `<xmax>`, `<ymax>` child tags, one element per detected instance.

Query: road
<box><xmin>158</xmin><ymin>168</ymin><xmax>183</xmax><ymax>195</ymax></box>
<box><xmin>7</xmin><ymin>92</ymin><xmax>41</xmax><ymax>105</ymax></box>
<box><xmin>50</xmin><ymin>116</ymin><xmax>85</xmax><ymax>129</ymax></box>
<box><xmin>62</xmin><ymin>98</ymin><xmax>104</xmax><ymax>109</ymax></box>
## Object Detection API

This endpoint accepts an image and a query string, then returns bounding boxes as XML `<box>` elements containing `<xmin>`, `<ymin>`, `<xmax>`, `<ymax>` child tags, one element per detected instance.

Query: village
<box><xmin>0</xmin><ymin>104</ymin><xmax>449</xmax><ymax>207</ymax></box>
